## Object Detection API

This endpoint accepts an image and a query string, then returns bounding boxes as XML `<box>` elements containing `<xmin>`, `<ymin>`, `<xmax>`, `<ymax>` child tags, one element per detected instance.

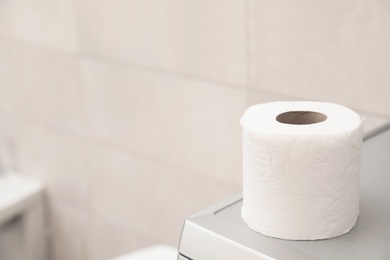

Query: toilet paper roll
<box><xmin>240</xmin><ymin>101</ymin><xmax>363</xmax><ymax>240</ymax></box>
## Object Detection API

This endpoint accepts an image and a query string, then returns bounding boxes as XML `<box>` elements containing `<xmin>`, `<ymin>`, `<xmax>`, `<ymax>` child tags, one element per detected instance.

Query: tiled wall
<box><xmin>0</xmin><ymin>1</ymin><xmax>389</xmax><ymax>259</ymax></box>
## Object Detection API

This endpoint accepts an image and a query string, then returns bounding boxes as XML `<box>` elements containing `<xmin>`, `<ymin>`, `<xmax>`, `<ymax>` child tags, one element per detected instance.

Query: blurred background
<box><xmin>0</xmin><ymin>0</ymin><xmax>389</xmax><ymax>259</ymax></box>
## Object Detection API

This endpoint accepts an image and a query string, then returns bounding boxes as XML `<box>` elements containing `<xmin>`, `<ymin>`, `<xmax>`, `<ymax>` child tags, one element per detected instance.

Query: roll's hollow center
<box><xmin>276</xmin><ymin>111</ymin><xmax>327</xmax><ymax>125</ymax></box>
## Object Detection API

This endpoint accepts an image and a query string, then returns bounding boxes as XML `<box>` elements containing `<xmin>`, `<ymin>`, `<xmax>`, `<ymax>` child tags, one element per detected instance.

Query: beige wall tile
<box><xmin>0</xmin><ymin>0</ymin><xmax>78</xmax><ymax>51</ymax></box>
<box><xmin>77</xmin><ymin>0</ymin><xmax>246</xmax><ymax>84</ymax></box>
<box><xmin>81</xmin><ymin>58</ymin><xmax>246</xmax><ymax>187</ymax></box>
<box><xmin>250</xmin><ymin>0</ymin><xmax>390</xmax><ymax>116</ymax></box>
<box><xmin>0</xmin><ymin>41</ymin><xmax>83</xmax><ymax>133</ymax></box>
<box><xmin>86</xmin><ymin>141</ymin><xmax>239</xmax><ymax>245</ymax></box>
<box><xmin>247</xmin><ymin>88</ymin><xmax>301</xmax><ymax>106</ymax></box>
<box><xmin>87</xmin><ymin>218</ymin><xmax>158</xmax><ymax>260</ymax></box>
<box><xmin>0</xmin><ymin>115</ymin><xmax>88</xmax><ymax>212</ymax></box>
<box><xmin>49</xmin><ymin>204</ymin><xmax>88</xmax><ymax>260</ymax></box>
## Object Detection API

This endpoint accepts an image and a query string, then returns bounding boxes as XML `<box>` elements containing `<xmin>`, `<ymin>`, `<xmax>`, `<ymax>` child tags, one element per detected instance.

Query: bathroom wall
<box><xmin>0</xmin><ymin>1</ymin><xmax>389</xmax><ymax>259</ymax></box>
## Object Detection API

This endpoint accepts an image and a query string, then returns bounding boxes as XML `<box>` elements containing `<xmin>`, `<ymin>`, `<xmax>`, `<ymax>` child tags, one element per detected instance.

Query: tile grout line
<box><xmin>244</xmin><ymin>0</ymin><xmax>250</xmax><ymax>107</ymax></box>
<box><xmin>0</xmin><ymin>34</ymin><xmax>246</xmax><ymax>93</ymax></box>
<box><xmin>94</xmin><ymin>213</ymin><xmax>173</xmax><ymax>247</ymax></box>
<box><xmin>1</xmin><ymin>109</ymin><xmax>242</xmax><ymax>191</ymax></box>
<box><xmin>73</xmin><ymin>42</ymin><xmax>96</xmax><ymax>260</ymax></box>
<box><xmin>79</xmin><ymin>52</ymin><xmax>246</xmax><ymax>92</ymax></box>
<box><xmin>244</xmin><ymin>0</ymin><xmax>250</xmax><ymax>87</ymax></box>
<box><xmin>0</xmin><ymin>35</ymin><xmax>79</xmax><ymax>57</ymax></box>
<box><xmin>0</xmin><ymin>109</ymin><xmax>84</xmax><ymax>140</ymax></box>
<box><xmin>83</xmin><ymin>134</ymin><xmax>242</xmax><ymax>191</ymax></box>
<box><xmin>245</xmin><ymin>0</ymin><xmax>254</xmax><ymax>108</ymax></box>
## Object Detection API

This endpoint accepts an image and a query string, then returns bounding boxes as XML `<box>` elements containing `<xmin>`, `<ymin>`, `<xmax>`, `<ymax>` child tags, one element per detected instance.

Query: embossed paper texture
<box><xmin>241</xmin><ymin>102</ymin><xmax>363</xmax><ymax>240</ymax></box>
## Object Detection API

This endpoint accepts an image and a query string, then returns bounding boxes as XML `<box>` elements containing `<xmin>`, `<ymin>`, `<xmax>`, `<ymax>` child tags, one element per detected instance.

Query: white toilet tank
<box><xmin>0</xmin><ymin>173</ymin><xmax>47</xmax><ymax>260</ymax></box>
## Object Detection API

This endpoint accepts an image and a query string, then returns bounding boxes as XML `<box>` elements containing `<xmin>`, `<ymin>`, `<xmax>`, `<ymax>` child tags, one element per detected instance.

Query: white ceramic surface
<box><xmin>111</xmin><ymin>245</ymin><xmax>177</xmax><ymax>260</ymax></box>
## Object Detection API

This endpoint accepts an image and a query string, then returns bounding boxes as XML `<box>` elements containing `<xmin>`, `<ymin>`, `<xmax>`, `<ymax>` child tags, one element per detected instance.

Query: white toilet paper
<box><xmin>241</xmin><ymin>101</ymin><xmax>363</xmax><ymax>240</ymax></box>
